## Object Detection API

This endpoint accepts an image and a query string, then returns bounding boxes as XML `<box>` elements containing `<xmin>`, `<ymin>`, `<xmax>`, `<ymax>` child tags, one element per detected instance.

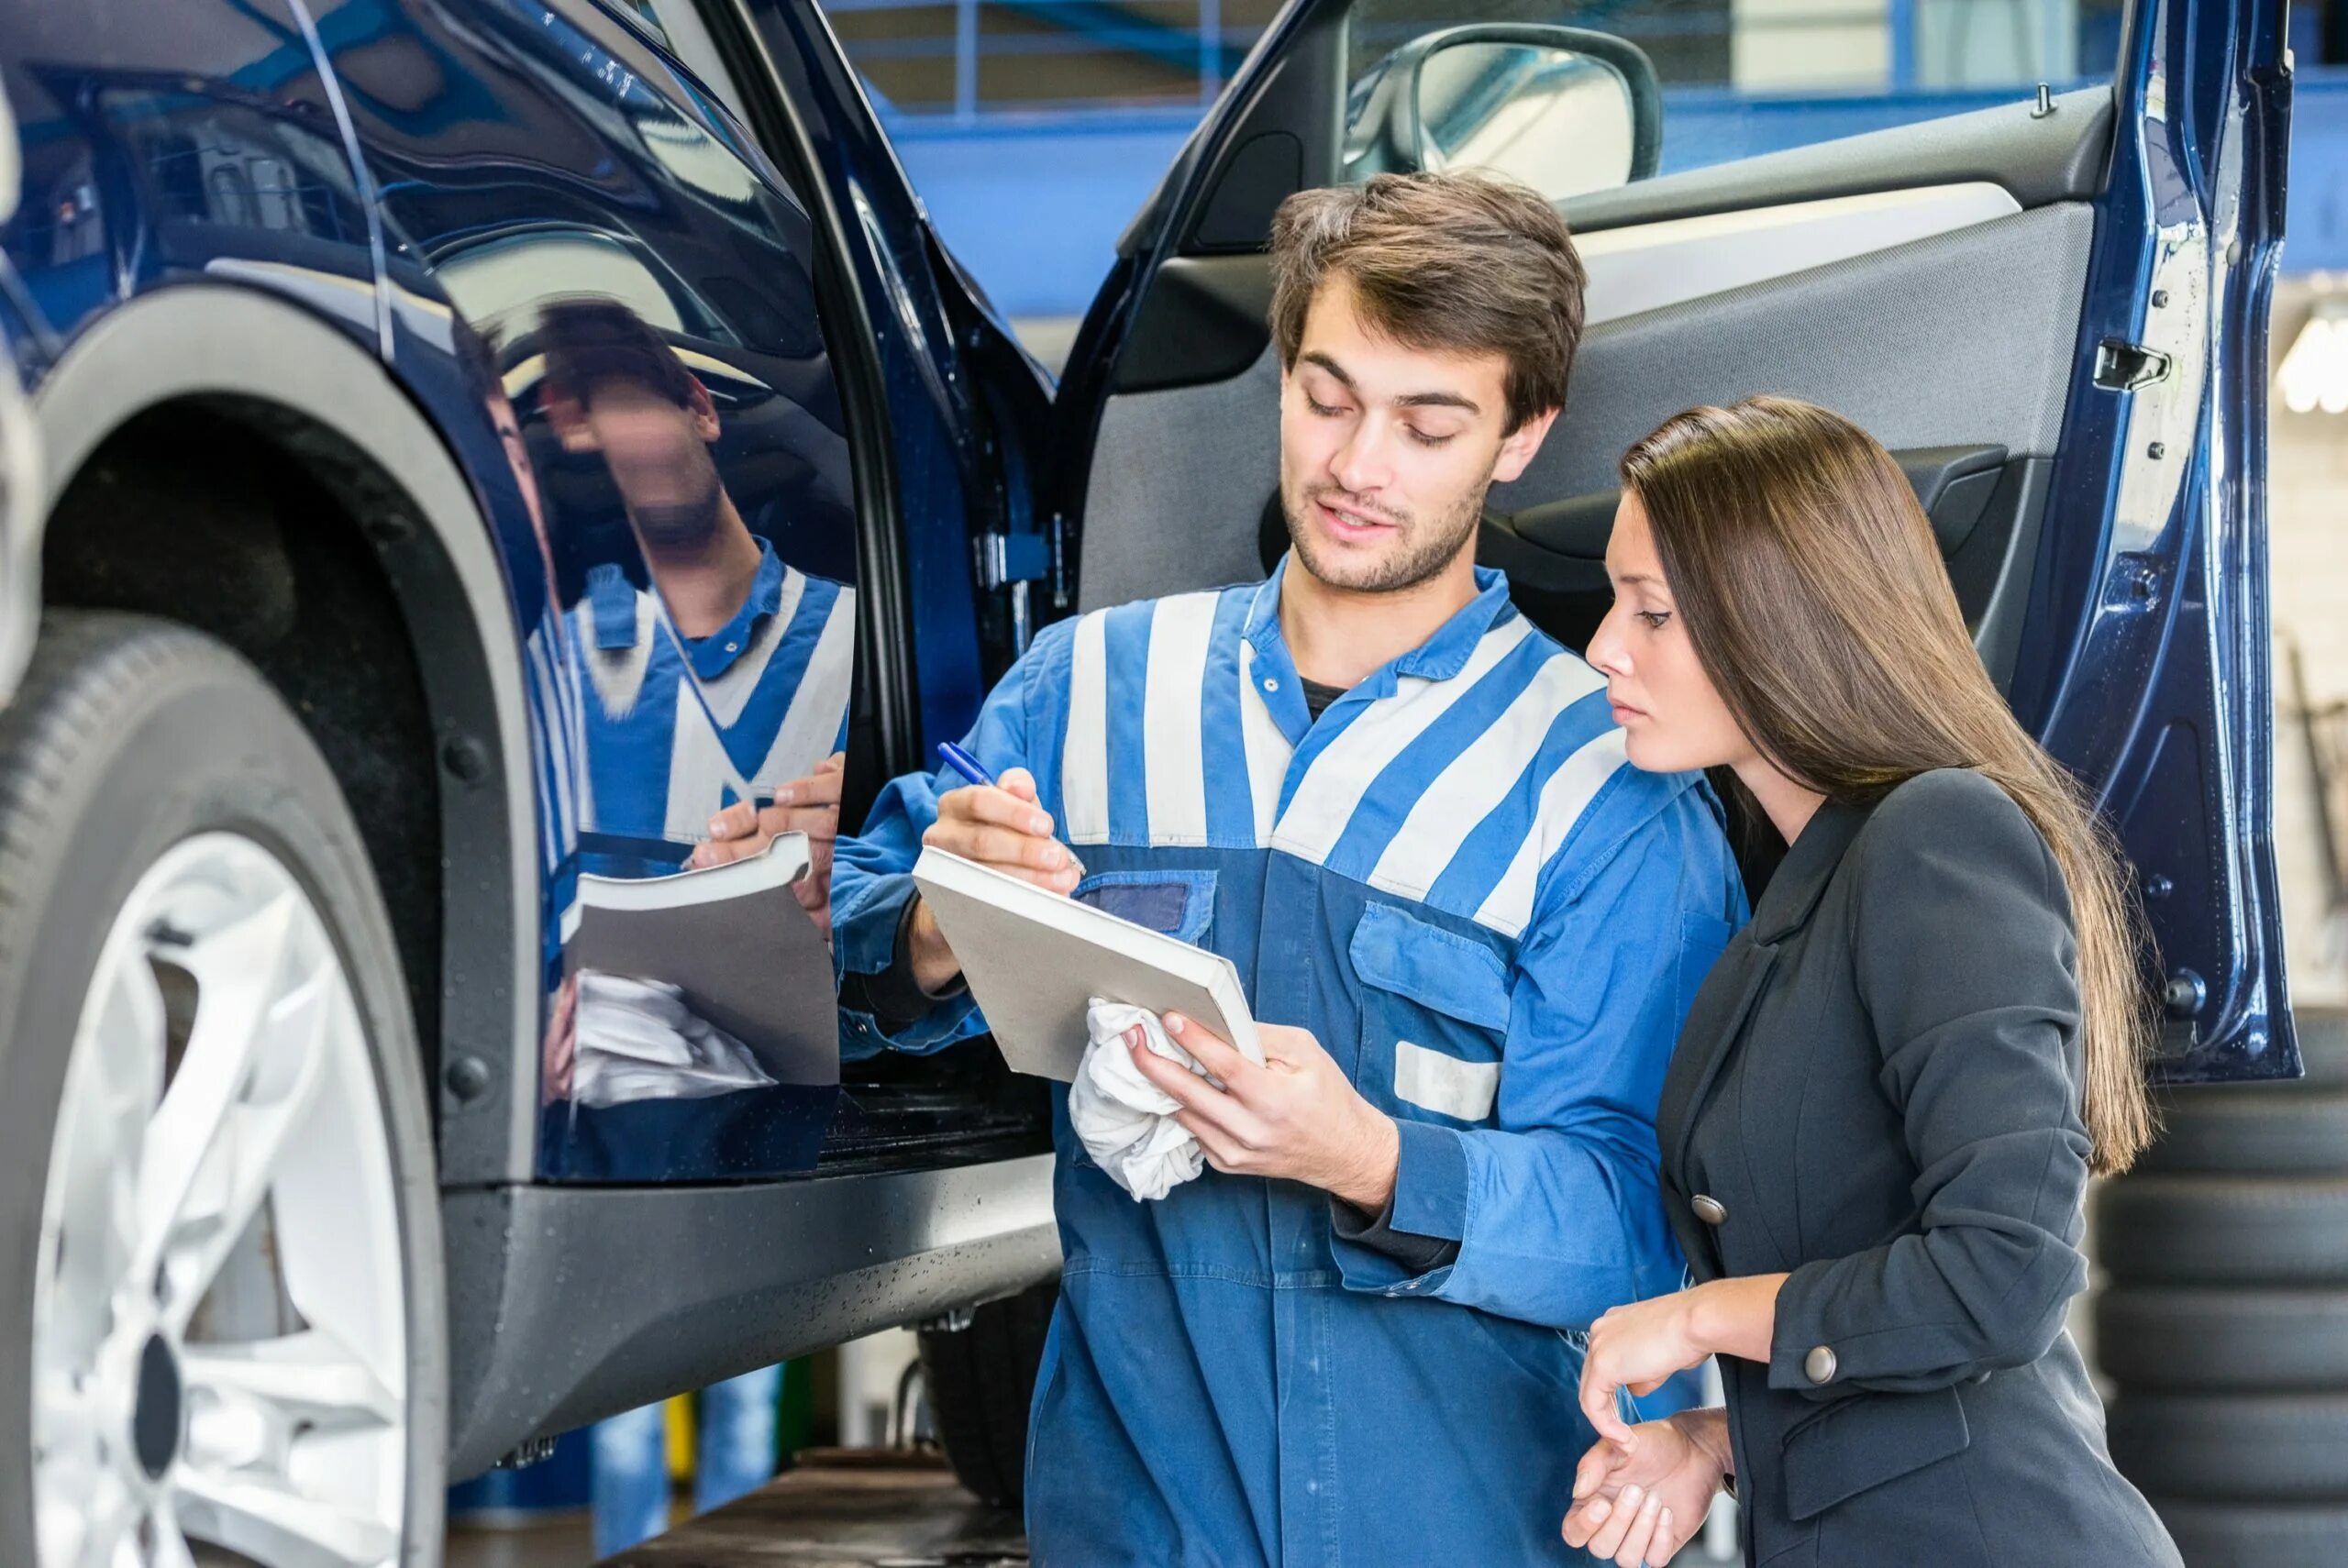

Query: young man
<box><xmin>536</xmin><ymin>298</ymin><xmax>855</xmax><ymax>846</ymax></box>
<box><xmin>830</xmin><ymin>173</ymin><xmax>1744</xmax><ymax>1563</ymax></box>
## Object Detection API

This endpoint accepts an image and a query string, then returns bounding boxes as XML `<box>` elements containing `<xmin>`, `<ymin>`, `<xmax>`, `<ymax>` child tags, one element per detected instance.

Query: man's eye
<box><xmin>1307</xmin><ymin>396</ymin><xmax>1346</xmax><ymax>417</ymax></box>
<box><xmin>1636</xmin><ymin>610</ymin><xmax>1673</xmax><ymax>630</ymax></box>
<box><xmin>1405</xmin><ymin>426</ymin><xmax>1456</xmax><ymax>448</ymax></box>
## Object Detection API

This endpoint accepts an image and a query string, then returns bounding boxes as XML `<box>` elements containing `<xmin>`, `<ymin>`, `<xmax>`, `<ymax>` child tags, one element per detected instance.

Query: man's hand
<box><xmin>905</xmin><ymin>766</ymin><xmax>1079</xmax><ymax>994</ymax></box>
<box><xmin>690</xmin><ymin>753</ymin><xmax>845</xmax><ymax>936</ymax></box>
<box><xmin>540</xmin><ymin>972</ymin><xmax>580</xmax><ymax>1107</ymax></box>
<box><xmin>1126</xmin><ymin>1013</ymin><xmax>1401</xmax><ymax>1211</ymax></box>
<box><xmin>1560</xmin><ymin>1408</ymin><xmax>1728</xmax><ymax>1567</ymax></box>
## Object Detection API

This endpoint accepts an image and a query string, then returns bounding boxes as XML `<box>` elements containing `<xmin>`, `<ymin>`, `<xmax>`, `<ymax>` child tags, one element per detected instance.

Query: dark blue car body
<box><xmin>0</xmin><ymin>0</ymin><xmax>2293</xmax><ymax>1494</ymax></box>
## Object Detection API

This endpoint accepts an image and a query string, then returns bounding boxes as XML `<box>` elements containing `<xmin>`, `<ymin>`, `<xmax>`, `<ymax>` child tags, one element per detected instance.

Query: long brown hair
<box><xmin>1622</xmin><ymin>396</ymin><xmax>2155</xmax><ymax>1175</ymax></box>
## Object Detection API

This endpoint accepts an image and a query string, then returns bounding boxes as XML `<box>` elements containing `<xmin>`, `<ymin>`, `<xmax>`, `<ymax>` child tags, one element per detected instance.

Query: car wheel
<box><xmin>915</xmin><ymin>1278</ymin><xmax>1057</xmax><ymax>1510</ymax></box>
<box><xmin>0</xmin><ymin>612</ymin><xmax>448</xmax><ymax>1568</ymax></box>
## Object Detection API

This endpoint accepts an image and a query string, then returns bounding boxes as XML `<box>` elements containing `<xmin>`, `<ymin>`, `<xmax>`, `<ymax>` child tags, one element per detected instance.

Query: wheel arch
<box><xmin>25</xmin><ymin>285</ymin><xmax>540</xmax><ymax>1189</ymax></box>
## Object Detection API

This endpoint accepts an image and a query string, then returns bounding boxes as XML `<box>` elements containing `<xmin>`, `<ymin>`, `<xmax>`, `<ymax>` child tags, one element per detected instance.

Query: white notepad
<box><xmin>911</xmin><ymin>846</ymin><xmax>1261</xmax><ymax>1082</ymax></box>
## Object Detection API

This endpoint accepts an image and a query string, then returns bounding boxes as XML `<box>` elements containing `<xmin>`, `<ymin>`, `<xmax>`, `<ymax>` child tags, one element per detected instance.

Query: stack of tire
<box><xmin>2095</xmin><ymin>1007</ymin><xmax>2348</xmax><ymax>1566</ymax></box>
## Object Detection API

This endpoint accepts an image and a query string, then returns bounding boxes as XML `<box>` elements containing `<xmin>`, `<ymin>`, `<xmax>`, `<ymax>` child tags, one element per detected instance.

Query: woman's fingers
<box><xmin>1579</xmin><ymin>1362</ymin><xmax>1637</xmax><ymax>1448</ymax></box>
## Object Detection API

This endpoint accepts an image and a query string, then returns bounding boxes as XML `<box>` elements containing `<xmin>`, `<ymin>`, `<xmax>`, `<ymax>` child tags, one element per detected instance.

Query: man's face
<box><xmin>556</xmin><ymin>376</ymin><xmax>725</xmax><ymax>550</ymax></box>
<box><xmin>1278</xmin><ymin>274</ymin><xmax>1556</xmax><ymax>595</ymax></box>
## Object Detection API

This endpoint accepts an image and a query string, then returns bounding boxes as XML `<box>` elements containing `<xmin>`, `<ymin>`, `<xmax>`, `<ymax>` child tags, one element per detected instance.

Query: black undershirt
<box><xmin>1300</xmin><ymin>675</ymin><xmax>1347</xmax><ymax>718</ymax></box>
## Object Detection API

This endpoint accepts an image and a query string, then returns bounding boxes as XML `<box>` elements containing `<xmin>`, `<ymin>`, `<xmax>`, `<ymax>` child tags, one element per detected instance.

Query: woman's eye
<box><xmin>1636</xmin><ymin>610</ymin><xmax>1673</xmax><ymax>630</ymax></box>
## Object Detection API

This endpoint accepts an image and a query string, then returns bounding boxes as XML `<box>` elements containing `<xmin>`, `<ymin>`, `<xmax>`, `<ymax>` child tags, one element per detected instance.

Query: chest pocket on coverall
<box><xmin>1064</xmin><ymin>870</ymin><xmax>1219</xmax><ymax>1171</ymax></box>
<box><xmin>1351</xmin><ymin>902</ymin><xmax>1512</xmax><ymax>1126</ymax></box>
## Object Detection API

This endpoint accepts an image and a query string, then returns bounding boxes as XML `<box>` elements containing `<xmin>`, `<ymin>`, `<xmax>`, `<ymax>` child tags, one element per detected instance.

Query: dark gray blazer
<box><xmin>1655</xmin><ymin>769</ymin><xmax>2178</xmax><ymax>1568</ymax></box>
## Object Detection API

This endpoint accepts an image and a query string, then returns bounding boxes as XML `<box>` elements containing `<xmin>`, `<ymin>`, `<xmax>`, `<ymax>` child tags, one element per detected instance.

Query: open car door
<box><xmin>1048</xmin><ymin>0</ymin><xmax>2295</xmax><ymax>1083</ymax></box>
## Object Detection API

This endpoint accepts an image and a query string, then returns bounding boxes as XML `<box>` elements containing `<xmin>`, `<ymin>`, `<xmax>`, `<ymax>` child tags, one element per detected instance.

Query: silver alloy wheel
<box><xmin>31</xmin><ymin>833</ymin><xmax>407</xmax><ymax>1568</ymax></box>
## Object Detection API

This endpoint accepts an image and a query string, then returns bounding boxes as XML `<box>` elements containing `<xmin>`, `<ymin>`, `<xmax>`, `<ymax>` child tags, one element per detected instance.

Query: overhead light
<box><xmin>2276</xmin><ymin>298</ymin><xmax>2348</xmax><ymax>415</ymax></box>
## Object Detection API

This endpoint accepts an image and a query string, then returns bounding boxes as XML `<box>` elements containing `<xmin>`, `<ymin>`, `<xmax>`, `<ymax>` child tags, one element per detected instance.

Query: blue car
<box><xmin>0</xmin><ymin>0</ymin><xmax>2293</xmax><ymax>1562</ymax></box>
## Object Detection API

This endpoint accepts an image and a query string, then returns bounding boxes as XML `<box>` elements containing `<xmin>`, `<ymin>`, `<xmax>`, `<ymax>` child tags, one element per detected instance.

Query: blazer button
<box><xmin>1804</xmin><ymin>1345</ymin><xmax>1838</xmax><ymax>1385</ymax></box>
<box><xmin>1690</xmin><ymin>1194</ymin><xmax>1727</xmax><ymax>1225</ymax></box>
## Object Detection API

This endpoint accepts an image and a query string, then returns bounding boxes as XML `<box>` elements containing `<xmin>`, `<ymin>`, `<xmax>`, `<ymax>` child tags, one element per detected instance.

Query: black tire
<box><xmin>916</xmin><ymin>1277</ymin><xmax>1059</xmax><ymax>1509</ymax></box>
<box><xmin>2109</xmin><ymin>1393</ymin><xmax>2348</xmax><ymax>1504</ymax></box>
<box><xmin>0</xmin><ymin>613</ymin><xmax>448</xmax><ymax>1565</ymax></box>
<box><xmin>2095</xmin><ymin>1286</ymin><xmax>2348</xmax><ymax>1390</ymax></box>
<box><xmin>2141</xmin><ymin>1086</ymin><xmax>2348</xmax><ymax>1177</ymax></box>
<box><xmin>2095</xmin><ymin>1176</ymin><xmax>2348</xmax><ymax>1286</ymax></box>
<box><xmin>2149</xmin><ymin>1499</ymin><xmax>2348</xmax><ymax>1568</ymax></box>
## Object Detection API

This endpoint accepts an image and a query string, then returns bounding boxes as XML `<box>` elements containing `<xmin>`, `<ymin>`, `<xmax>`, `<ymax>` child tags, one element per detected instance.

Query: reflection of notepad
<box><xmin>562</xmin><ymin>832</ymin><xmax>837</xmax><ymax>1087</ymax></box>
<box><xmin>912</xmin><ymin>846</ymin><xmax>1260</xmax><ymax>1082</ymax></box>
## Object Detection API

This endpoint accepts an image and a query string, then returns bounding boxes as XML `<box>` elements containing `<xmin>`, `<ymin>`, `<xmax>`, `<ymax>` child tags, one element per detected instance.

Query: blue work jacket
<box><xmin>834</xmin><ymin>560</ymin><xmax>1744</xmax><ymax>1565</ymax></box>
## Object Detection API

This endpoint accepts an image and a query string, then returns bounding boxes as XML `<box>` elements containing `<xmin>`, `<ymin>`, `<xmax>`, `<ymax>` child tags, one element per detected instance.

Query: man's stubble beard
<box><xmin>626</xmin><ymin>463</ymin><xmax>727</xmax><ymax>554</ymax></box>
<box><xmin>1281</xmin><ymin>470</ymin><xmax>1492</xmax><ymax>594</ymax></box>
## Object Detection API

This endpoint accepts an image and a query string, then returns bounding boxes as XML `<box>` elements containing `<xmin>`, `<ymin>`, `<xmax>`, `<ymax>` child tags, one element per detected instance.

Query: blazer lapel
<box><xmin>1658</xmin><ymin>936</ymin><xmax>1779</xmax><ymax>1178</ymax></box>
<box><xmin>1656</xmin><ymin>797</ymin><xmax>1881</xmax><ymax>1179</ymax></box>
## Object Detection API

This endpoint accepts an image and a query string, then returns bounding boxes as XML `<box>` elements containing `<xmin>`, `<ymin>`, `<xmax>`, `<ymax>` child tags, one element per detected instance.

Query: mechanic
<box><xmin>536</xmin><ymin>297</ymin><xmax>854</xmax><ymax>845</ymax></box>
<box><xmin>822</xmin><ymin>171</ymin><xmax>1745</xmax><ymax>1564</ymax></box>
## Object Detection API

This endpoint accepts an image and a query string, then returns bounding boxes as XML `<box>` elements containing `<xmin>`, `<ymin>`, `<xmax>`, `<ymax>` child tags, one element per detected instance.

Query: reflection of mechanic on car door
<box><xmin>537</xmin><ymin>299</ymin><xmax>856</xmax><ymax>845</ymax></box>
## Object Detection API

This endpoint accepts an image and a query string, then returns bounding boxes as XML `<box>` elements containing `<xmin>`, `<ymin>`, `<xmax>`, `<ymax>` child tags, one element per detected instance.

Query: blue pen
<box><xmin>937</xmin><ymin>743</ymin><xmax>1085</xmax><ymax>878</ymax></box>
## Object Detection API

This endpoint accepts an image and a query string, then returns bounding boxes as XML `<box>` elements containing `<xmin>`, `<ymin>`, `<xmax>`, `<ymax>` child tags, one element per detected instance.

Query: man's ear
<box><xmin>686</xmin><ymin>376</ymin><xmax>721</xmax><ymax>444</ymax></box>
<box><xmin>1491</xmin><ymin>405</ymin><xmax>1560</xmax><ymax>485</ymax></box>
<box><xmin>545</xmin><ymin>390</ymin><xmax>599</xmax><ymax>454</ymax></box>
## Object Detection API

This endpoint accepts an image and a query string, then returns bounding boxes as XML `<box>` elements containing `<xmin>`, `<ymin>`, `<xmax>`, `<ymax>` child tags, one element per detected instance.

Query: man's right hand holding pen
<box><xmin>909</xmin><ymin>763</ymin><xmax>1082</xmax><ymax>994</ymax></box>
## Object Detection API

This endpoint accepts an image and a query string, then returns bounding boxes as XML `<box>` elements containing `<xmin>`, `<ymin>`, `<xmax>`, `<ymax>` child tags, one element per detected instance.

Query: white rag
<box><xmin>1068</xmin><ymin>999</ymin><xmax>1210</xmax><ymax>1201</ymax></box>
<box><xmin>570</xmin><ymin>970</ymin><xmax>777</xmax><ymax>1110</ymax></box>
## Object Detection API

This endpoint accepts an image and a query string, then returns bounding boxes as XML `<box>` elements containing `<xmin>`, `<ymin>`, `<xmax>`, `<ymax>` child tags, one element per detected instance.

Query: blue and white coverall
<box><xmin>567</xmin><ymin>538</ymin><xmax>856</xmax><ymax>842</ymax></box>
<box><xmin>834</xmin><ymin>560</ymin><xmax>1744</xmax><ymax>1564</ymax></box>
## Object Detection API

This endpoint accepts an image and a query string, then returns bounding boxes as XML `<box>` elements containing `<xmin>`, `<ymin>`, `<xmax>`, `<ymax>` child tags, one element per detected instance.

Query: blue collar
<box><xmin>585</xmin><ymin>539</ymin><xmax>786</xmax><ymax>680</ymax></box>
<box><xmin>1242</xmin><ymin>552</ymin><xmax>1518</xmax><ymax>697</ymax></box>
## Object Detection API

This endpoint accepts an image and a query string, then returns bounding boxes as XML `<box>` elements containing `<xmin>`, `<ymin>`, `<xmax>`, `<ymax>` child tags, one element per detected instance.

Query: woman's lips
<box><xmin>1609</xmin><ymin>701</ymin><xmax>1645</xmax><ymax>725</ymax></box>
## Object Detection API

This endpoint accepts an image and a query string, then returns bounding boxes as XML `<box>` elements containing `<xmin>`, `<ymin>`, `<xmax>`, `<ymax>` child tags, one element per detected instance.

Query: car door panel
<box><xmin>1080</xmin><ymin>198</ymin><xmax>2090</xmax><ymax>621</ymax></box>
<box><xmin>314</xmin><ymin>0</ymin><xmax>859</xmax><ymax>1181</ymax></box>
<box><xmin>1052</xmin><ymin>0</ymin><xmax>2291</xmax><ymax>1076</ymax></box>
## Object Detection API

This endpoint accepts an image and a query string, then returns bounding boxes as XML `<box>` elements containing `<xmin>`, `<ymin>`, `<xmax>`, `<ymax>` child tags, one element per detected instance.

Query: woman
<box><xmin>1557</xmin><ymin>397</ymin><xmax>2179</xmax><ymax>1568</ymax></box>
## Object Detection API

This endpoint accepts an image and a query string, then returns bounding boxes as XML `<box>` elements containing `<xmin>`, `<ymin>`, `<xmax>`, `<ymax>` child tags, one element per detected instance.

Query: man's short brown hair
<box><xmin>1268</xmin><ymin>171</ymin><xmax>1587</xmax><ymax>434</ymax></box>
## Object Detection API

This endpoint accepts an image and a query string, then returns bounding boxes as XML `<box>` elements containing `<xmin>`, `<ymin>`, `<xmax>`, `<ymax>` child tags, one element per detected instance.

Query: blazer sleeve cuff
<box><xmin>1767</xmin><ymin>1258</ymin><xmax>1860</xmax><ymax>1398</ymax></box>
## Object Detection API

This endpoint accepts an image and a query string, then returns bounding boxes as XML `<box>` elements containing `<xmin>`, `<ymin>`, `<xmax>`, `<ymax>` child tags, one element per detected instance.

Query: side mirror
<box><xmin>1345</xmin><ymin>24</ymin><xmax>1662</xmax><ymax>202</ymax></box>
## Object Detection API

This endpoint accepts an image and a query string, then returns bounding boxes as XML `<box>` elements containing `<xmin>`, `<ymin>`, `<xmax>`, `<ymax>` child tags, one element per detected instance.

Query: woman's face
<box><xmin>1587</xmin><ymin>491</ymin><xmax>1754</xmax><ymax>774</ymax></box>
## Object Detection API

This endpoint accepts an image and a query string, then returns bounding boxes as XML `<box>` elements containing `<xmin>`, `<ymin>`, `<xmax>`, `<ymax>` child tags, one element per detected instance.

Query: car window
<box><xmin>1346</xmin><ymin>0</ymin><xmax>2132</xmax><ymax>187</ymax></box>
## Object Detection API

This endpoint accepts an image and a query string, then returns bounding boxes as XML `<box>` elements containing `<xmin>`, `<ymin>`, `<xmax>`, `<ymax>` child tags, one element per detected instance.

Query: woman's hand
<box><xmin>1580</xmin><ymin>1274</ymin><xmax>1789</xmax><ymax>1444</ymax></box>
<box><xmin>1579</xmin><ymin>1290</ymin><xmax>1710</xmax><ymax>1445</ymax></box>
<box><xmin>1561</xmin><ymin>1408</ymin><xmax>1730</xmax><ymax>1567</ymax></box>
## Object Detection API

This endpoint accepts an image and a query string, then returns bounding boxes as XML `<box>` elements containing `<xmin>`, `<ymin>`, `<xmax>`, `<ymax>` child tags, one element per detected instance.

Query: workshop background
<box><xmin>447</xmin><ymin>1</ymin><xmax>2348</xmax><ymax>1562</ymax></box>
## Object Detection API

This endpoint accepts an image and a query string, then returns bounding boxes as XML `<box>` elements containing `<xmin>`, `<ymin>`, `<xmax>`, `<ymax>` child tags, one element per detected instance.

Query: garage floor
<box><xmin>449</xmin><ymin>1452</ymin><xmax>1025</xmax><ymax>1568</ymax></box>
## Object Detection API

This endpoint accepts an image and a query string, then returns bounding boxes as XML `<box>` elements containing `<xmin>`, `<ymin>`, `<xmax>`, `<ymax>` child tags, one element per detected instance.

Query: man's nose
<box><xmin>1329</xmin><ymin>425</ymin><xmax>1395</xmax><ymax>496</ymax></box>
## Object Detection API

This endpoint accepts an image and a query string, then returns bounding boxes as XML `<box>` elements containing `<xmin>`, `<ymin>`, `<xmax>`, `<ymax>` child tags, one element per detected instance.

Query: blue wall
<box><xmin>892</xmin><ymin>67</ymin><xmax>2348</xmax><ymax>321</ymax></box>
